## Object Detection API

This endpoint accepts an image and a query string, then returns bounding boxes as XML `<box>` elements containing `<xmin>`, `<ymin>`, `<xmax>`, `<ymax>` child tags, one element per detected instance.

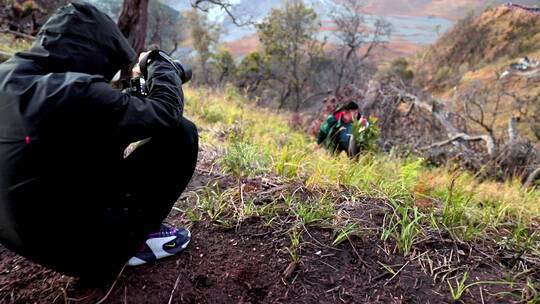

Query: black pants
<box><xmin>26</xmin><ymin>117</ymin><xmax>199</xmax><ymax>280</ymax></box>
<box><xmin>120</xmin><ymin>117</ymin><xmax>199</xmax><ymax>242</ymax></box>
<box><xmin>101</xmin><ymin>117</ymin><xmax>199</xmax><ymax>279</ymax></box>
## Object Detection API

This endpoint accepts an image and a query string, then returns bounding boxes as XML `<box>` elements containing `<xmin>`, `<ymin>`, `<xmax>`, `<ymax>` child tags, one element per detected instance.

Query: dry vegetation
<box><xmin>1</xmin><ymin>87</ymin><xmax>539</xmax><ymax>303</ymax></box>
<box><xmin>414</xmin><ymin>5</ymin><xmax>540</xmax><ymax>92</ymax></box>
<box><xmin>180</xmin><ymin>87</ymin><xmax>540</xmax><ymax>301</ymax></box>
<box><xmin>1</xmin><ymin>2</ymin><xmax>540</xmax><ymax>302</ymax></box>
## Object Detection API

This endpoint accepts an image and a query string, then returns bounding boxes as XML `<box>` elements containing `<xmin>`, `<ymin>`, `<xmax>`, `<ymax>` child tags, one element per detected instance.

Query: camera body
<box><xmin>129</xmin><ymin>77</ymin><xmax>148</xmax><ymax>96</ymax></box>
<box><xmin>128</xmin><ymin>50</ymin><xmax>192</xmax><ymax>97</ymax></box>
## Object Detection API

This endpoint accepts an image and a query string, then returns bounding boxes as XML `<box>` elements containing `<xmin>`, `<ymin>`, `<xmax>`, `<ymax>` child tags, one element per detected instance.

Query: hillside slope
<box><xmin>0</xmin><ymin>88</ymin><xmax>538</xmax><ymax>303</ymax></box>
<box><xmin>362</xmin><ymin>0</ymin><xmax>539</xmax><ymax>20</ymax></box>
<box><xmin>405</xmin><ymin>3</ymin><xmax>540</xmax><ymax>141</ymax></box>
<box><xmin>415</xmin><ymin>4</ymin><xmax>540</xmax><ymax>91</ymax></box>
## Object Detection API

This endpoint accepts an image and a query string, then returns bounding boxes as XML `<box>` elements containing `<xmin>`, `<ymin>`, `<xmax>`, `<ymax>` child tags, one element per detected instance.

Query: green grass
<box><xmin>183</xmin><ymin>86</ymin><xmax>540</xmax><ymax>257</ymax></box>
<box><xmin>286</xmin><ymin>227</ymin><xmax>302</xmax><ymax>263</ymax></box>
<box><xmin>447</xmin><ymin>271</ymin><xmax>470</xmax><ymax>301</ymax></box>
<box><xmin>220</xmin><ymin>141</ymin><xmax>271</xmax><ymax>177</ymax></box>
<box><xmin>332</xmin><ymin>222</ymin><xmax>358</xmax><ymax>246</ymax></box>
<box><xmin>381</xmin><ymin>200</ymin><xmax>424</xmax><ymax>256</ymax></box>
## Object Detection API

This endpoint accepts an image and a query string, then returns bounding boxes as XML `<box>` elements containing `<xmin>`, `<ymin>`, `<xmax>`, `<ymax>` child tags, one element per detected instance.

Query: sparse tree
<box><xmin>331</xmin><ymin>0</ymin><xmax>392</xmax><ymax>92</ymax></box>
<box><xmin>257</xmin><ymin>0</ymin><xmax>324</xmax><ymax>111</ymax></box>
<box><xmin>186</xmin><ymin>8</ymin><xmax>219</xmax><ymax>85</ymax></box>
<box><xmin>212</xmin><ymin>48</ymin><xmax>236</xmax><ymax>84</ymax></box>
<box><xmin>236</xmin><ymin>51</ymin><xmax>270</xmax><ymax>94</ymax></box>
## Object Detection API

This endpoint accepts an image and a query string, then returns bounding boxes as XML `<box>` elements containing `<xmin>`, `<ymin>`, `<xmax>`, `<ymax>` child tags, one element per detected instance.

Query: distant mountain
<box><xmin>89</xmin><ymin>0</ymin><xmax>540</xmax><ymax>60</ymax></box>
<box><xmin>163</xmin><ymin>0</ymin><xmax>539</xmax><ymax>59</ymax></box>
<box><xmin>165</xmin><ymin>0</ymin><xmax>454</xmax><ymax>58</ymax></box>
<box><xmin>161</xmin><ymin>0</ymin><xmax>192</xmax><ymax>12</ymax></box>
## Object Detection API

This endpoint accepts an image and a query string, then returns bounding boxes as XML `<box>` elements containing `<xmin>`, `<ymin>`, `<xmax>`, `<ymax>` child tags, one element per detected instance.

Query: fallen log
<box><xmin>524</xmin><ymin>167</ymin><xmax>540</xmax><ymax>188</ymax></box>
<box><xmin>419</xmin><ymin>133</ymin><xmax>496</xmax><ymax>157</ymax></box>
<box><xmin>390</xmin><ymin>85</ymin><xmax>497</xmax><ymax>158</ymax></box>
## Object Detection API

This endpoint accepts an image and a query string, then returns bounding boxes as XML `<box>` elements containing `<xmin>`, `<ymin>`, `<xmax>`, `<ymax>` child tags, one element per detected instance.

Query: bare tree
<box><xmin>186</xmin><ymin>9</ymin><xmax>219</xmax><ymax>85</ymax></box>
<box><xmin>190</xmin><ymin>0</ymin><xmax>253</xmax><ymax>26</ymax></box>
<box><xmin>331</xmin><ymin>0</ymin><xmax>392</xmax><ymax>92</ymax></box>
<box><xmin>383</xmin><ymin>78</ymin><xmax>540</xmax><ymax>185</ymax></box>
<box><xmin>507</xmin><ymin>92</ymin><xmax>540</xmax><ymax>141</ymax></box>
<box><xmin>147</xmin><ymin>1</ymin><xmax>184</xmax><ymax>54</ymax></box>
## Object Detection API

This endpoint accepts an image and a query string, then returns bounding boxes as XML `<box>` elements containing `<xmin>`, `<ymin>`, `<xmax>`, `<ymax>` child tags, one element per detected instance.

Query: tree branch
<box><xmin>391</xmin><ymin>85</ymin><xmax>498</xmax><ymax>157</ymax></box>
<box><xmin>191</xmin><ymin>0</ymin><xmax>255</xmax><ymax>26</ymax></box>
<box><xmin>301</xmin><ymin>90</ymin><xmax>332</xmax><ymax>106</ymax></box>
<box><xmin>508</xmin><ymin>116</ymin><xmax>519</xmax><ymax>143</ymax></box>
<box><xmin>419</xmin><ymin>133</ymin><xmax>496</xmax><ymax>156</ymax></box>
<box><xmin>0</xmin><ymin>28</ymin><xmax>36</xmax><ymax>40</ymax></box>
<box><xmin>524</xmin><ymin>167</ymin><xmax>540</xmax><ymax>188</ymax></box>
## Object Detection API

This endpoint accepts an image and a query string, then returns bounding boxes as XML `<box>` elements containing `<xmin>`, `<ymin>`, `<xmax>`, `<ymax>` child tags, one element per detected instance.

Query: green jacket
<box><xmin>317</xmin><ymin>115</ymin><xmax>343</xmax><ymax>151</ymax></box>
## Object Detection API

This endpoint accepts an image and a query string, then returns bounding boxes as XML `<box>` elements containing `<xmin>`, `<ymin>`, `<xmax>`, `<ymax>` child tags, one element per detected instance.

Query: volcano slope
<box><xmin>0</xmin><ymin>88</ymin><xmax>539</xmax><ymax>303</ymax></box>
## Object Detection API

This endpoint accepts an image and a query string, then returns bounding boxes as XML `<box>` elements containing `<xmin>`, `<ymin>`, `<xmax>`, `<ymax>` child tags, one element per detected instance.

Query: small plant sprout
<box><xmin>382</xmin><ymin>200</ymin><xmax>424</xmax><ymax>256</ymax></box>
<box><xmin>286</xmin><ymin>228</ymin><xmax>302</xmax><ymax>263</ymax></box>
<box><xmin>447</xmin><ymin>272</ymin><xmax>518</xmax><ymax>302</ymax></box>
<box><xmin>448</xmin><ymin>271</ymin><xmax>470</xmax><ymax>301</ymax></box>
<box><xmin>197</xmin><ymin>189</ymin><xmax>230</xmax><ymax>222</ymax></box>
<box><xmin>333</xmin><ymin>223</ymin><xmax>357</xmax><ymax>246</ymax></box>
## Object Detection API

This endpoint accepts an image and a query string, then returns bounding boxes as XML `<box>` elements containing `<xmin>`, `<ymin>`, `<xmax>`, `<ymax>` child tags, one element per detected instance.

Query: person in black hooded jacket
<box><xmin>0</xmin><ymin>2</ymin><xmax>198</xmax><ymax>280</ymax></box>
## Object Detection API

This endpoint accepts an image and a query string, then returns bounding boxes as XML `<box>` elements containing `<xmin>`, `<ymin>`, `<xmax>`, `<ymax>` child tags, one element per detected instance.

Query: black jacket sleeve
<box><xmin>84</xmin><ymin>55</ymin><xmax>184</xmax><ymax>142</ymax></box>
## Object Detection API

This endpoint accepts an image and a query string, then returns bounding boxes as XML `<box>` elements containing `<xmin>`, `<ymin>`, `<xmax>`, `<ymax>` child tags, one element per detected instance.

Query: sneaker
<box><xmin>127</xmin><ymin>224</ymin><xmax>191</xmax><ymax>266</ymax></box>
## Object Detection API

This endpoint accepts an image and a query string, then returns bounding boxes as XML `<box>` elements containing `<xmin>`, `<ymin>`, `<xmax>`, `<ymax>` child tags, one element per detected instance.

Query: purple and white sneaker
<box><xmin>127</xmin><ymin>224</ymin><xmax>191</xmax><ymax>266</ymax></box>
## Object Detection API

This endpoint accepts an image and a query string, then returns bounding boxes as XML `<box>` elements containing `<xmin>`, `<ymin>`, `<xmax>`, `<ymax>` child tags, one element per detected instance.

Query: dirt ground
<box><xmin>0</xmin><ymin>150</ymin><xmax>537</xmax><ymax>303</ymax></box>
<box><xmin>0</xmin><ymin>212</ymin><xmax>529</xmax><ymax>303</ymax></box>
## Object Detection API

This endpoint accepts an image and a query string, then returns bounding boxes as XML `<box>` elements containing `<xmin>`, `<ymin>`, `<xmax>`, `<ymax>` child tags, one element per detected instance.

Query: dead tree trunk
<box><xmin>361</xmin><ymin>80</ymin><xmax>381</xmax><ymax>115</ymax></box>
<box><xmin>117</xmin><ymin>0</ymin><xmax>149</xmax><ymax>79</ymax></box>
<box><xmin>118</xmin><ymin>0</ymin><xmax>149</xmax><ymax>55</ymax></box>
<box><xmin>392</xmin><ymin>86</ymin><xmax>497</xmax><ymax>158</ymax></box>
<box><xmin>524</xmin><ymin>167</ymin><xmax>540</xmax><ymax>188</ymax></box>
<box><xmin>508</xmin><ymin>116</ymin><xmax>519</xmax><ymax>143</ymax></box>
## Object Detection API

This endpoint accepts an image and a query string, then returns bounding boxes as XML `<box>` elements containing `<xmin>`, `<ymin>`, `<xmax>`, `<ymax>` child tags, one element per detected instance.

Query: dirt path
<box><xmin>0</xmin><ymin>150</ymin><xmax>536</xmax><ymax>303</ymax></box>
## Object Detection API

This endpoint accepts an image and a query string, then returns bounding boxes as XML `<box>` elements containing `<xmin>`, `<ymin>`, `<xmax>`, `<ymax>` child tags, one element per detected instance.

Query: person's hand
<box><xmin>360</xmin><ymin>116</ymin><xmax>368</xmax><ymax>127</ymax></box>
<box><xmin>132</xmin><ymin>51</ymin><xmax>152</xmax><ymax>77</ymax></box>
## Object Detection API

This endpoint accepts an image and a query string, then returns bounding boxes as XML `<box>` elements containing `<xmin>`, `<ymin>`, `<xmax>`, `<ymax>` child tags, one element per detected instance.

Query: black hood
<box><xmin>17</xmin><ymin>2</ymin><xmax>136</xmax><ymax>80</ymax></box>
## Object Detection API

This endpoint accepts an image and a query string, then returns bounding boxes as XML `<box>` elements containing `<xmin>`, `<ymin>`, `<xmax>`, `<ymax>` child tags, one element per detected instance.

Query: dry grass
<box><xmin>0</xmin><ymin>33</ymin><xmax>31</xmax><ymax>56</ymax></box>
<box><xmin>179</xmin><ymin>86</ymin><xmax>540</xmax><ymax>301</ymax></box>
<box><xmin>184</xmin><ymin>87</ymin><xmax>540</xmax><ymax>241</ymax></box>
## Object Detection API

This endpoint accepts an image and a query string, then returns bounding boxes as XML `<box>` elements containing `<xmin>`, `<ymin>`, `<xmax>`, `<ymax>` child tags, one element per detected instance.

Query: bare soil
<box><xmin>0</xmin><ymin>149</ymin><xmax>537</xmax><ymax>303</ymax></box>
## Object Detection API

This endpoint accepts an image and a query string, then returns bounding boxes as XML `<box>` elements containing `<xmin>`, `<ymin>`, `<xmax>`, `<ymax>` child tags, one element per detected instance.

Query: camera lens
<box><xmin>173</xmin><ymin>60</ymin><xmax>192</xmax><ymax>84</ymax></box>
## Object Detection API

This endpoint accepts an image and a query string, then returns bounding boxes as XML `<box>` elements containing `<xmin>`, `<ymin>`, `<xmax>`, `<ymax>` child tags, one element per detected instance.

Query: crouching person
<box><xmin>317</xmin><ymin>101</ymin><xmax>367</xmax><ymax>158</ymax></box>
<box><xmin>0</xmin><ymin>2</ymin><xmax>197</xmax><ymax>281</ymax></box>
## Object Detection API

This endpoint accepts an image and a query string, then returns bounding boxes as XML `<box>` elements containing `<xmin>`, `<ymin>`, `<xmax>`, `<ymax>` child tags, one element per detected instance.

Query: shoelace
<box><xmin>148</xmin><ymin>222</ymin><xmax>178</xmax><ymax>238</ymax></box>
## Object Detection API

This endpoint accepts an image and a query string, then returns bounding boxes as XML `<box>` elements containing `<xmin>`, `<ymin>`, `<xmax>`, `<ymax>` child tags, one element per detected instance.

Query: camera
<box><xmin>128</xmin><ymin>50</ymin><xmax>192</xmax><ymax>97</ymax></box>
